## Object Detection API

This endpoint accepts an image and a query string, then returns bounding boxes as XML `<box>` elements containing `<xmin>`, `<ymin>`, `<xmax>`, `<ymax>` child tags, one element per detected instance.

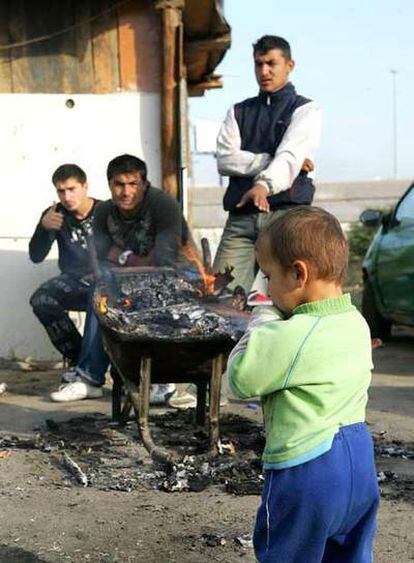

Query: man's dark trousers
<box><xmin>30</xmin><ymin>274</ymin><xmax>89</xmax><ymax>362</ymax></box>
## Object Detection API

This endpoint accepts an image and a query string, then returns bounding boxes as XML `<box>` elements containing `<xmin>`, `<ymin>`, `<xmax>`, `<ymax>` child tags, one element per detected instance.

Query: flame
<box><xmin>98</xmin><ymin>295</ymin><xmax>109</xmax><ymax>315</ymax></box>
<box><xmin>183</xmin><ymin>245</ymin><xmax>215</xmax><ymax>295</ymax></box>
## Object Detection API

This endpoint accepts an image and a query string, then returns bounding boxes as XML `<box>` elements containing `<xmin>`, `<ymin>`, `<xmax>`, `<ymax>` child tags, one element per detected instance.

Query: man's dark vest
<box><xmin>223</xmin><ymin>82</ymin><xmax>315</xmax><ymax>213</ymax></box>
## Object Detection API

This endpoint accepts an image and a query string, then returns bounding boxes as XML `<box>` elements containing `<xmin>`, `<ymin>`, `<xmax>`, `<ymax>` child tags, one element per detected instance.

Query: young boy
<box><xmin>226</xmin><ymin>207</ymin><xmax>379</xmax><ymax>563</ymax></box>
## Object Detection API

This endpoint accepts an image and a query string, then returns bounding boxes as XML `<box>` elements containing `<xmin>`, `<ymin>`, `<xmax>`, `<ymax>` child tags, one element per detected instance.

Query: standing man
<box><xmin>214</xmin><ymin>35</ymin><xmax>322</xmax><ymax>294</ymax></box>
<box><xmin>29</xmin><ymin>164</ymin><xmax>100</xmax><ymax>366</ymax></box>
<box><xmin>50</xmin><ymin>154</ymin><xmax>196</xmax><ymax>407</ymax></box>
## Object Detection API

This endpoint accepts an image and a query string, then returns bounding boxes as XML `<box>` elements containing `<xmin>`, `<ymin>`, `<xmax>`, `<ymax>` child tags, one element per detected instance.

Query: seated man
<box><xmin>50</xmin><ymin>154</ymin><xmax>197</xmax><ymax>406</ymax></box>
<box><xmin>29</xmin><ymin>164</ymin><xmax>101</xmax><ymax>367</ymax></box>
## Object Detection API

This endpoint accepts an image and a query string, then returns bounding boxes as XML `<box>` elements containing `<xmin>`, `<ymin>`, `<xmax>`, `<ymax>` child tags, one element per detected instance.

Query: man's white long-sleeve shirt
<box><xmin>217</xmin><ymin>99</ymin><xmax>322</xmax><ymax>194</ymax></box>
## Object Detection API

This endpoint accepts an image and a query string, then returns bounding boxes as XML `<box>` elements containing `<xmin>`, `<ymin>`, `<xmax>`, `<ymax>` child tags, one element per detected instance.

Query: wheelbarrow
<box><xmin>91</xmin><ymin>265</ymin><xmax>249</xmax><ymax>464</ymax></box>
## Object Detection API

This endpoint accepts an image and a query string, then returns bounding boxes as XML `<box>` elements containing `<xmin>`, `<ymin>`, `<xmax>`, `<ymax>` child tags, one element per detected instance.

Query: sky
<box><xmin>189</xmin><ymin>0</ymin><xmax>414</xmax><ymax>182</ymax></box>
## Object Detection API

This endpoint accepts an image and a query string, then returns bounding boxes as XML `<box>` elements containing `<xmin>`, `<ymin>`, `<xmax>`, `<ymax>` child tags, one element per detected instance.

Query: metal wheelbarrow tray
<box><xmin>92</xmin><ymin>266</ymin><xmax>249</xmax><ymax>463</ymax></box>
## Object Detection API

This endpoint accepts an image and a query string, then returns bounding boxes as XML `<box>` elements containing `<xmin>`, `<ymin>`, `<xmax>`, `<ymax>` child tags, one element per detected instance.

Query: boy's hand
<box><xmin>301</xmin><ymin>158</ymin><xmax>314</xmax><ymax>173</ymax></box>
<box><xmin>249</xmin><ymin>305</ymin><xmax>283</xmax><ymax>328</ymax></box>
<box><xmin>236</xmin><ymin>184</ymin><xmax>270</xmax><ymax>212</ymax></box>
<box><xmin>41</xmin><ymin>202</ymin><xmax>64</xmax><ymax>231</ymax></box>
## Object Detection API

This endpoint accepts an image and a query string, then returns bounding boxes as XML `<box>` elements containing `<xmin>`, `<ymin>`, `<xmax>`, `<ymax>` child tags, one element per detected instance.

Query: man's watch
<box><xmin>263</xmin><ymin>180</ymin><xmax>274</xmax><ymax>195</ymax></box>
<box><xmin>118</xmin><ymin>250</ymin><xmax>133</xmax><ymax>266</ymax></box>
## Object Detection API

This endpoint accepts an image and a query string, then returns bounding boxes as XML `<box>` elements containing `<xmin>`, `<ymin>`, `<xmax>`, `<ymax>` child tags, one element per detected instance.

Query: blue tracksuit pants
<box><xmin>254</xmin><ymin>423</ymin><xmax>380</xmax><ymax>563</ymax></box>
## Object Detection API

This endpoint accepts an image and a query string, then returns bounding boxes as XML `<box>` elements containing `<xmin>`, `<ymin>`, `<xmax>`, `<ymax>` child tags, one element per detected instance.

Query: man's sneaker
<box><xmin>187</xmin><ymin>384</ymin><xmax>228</xmax><ymax>407</ymax></box>
<box><xmin>167</xmin><ymin>389</ymin><xmax>197</xmax><ymax>410</ymax></box>
<box><xmin>247</xmin><ymin>290</ymin><xmax>272</xmax><ymax>307</ymax></box>
<box><xmin>219</xmin><ymin>395</ymin><xmax>229</xmax><ymax>407</ymax></box>
<box><xmin>206</xmin><ymin>394</ymin><xmax>229</xmax><ymax>407</ymax></box>
<box><xmin>61</xmin><ymin>368</ymin><xmax>78</xmax><ymax>383</ymax></box>
<box><xmin>149</xmin><ymin>384</ymin><xmax>176</xmax><ymax>405</ymax></box>
<box><xmin>50</xmin><ymin>381</ymin><xmax>103</xmax><ymax>402</ymax></box>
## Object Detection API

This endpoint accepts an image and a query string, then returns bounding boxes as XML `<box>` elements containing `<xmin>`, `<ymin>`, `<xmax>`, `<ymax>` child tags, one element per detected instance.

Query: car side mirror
<box><xmin>359</xmin><ymin>209</ymin><xmax>383</xmax><ymax>227</ymax></box>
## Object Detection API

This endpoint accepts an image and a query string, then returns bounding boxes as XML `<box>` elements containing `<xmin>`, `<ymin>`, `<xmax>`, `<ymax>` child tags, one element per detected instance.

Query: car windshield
<box><xmin>395</xmin><ymin>185</ymin><xmax>414</xmax><ymax>224</ymax></box>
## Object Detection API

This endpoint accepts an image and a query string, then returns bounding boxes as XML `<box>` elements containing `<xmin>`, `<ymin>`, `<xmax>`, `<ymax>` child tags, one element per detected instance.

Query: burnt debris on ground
<box><xmin>3</xmin><ymin>415</ymin><xmax>414</xmax><ymax>502</ymax></box>
<box><xmin>0</xmin><ymin>411</ymin><xmax>265</xmax><ymax>495</ymax></box>
<box><xmin>373</xmin><ymin>431</ymin><xmax>414</xmax><ymax>503</ymax></box>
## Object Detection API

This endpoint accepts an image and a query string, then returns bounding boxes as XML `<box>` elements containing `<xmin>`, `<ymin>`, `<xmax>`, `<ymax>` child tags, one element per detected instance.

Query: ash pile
<box><xmin>23</xmin><ymin>411</ymin><xmax>266</xmax><ymax>494</ymax></box>
<box><xmin>373</xmin><ymin>431</ymin><xmax>414</xmax><ymax>502</ymax></box>
<box><xmin>93</xmin><ymin>268</ymin><xmax>248</xmax><ymax>343</ymax></box>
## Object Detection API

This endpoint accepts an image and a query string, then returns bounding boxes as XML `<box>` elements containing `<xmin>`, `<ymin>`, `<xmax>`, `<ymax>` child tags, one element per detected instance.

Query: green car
<box><xmin>360</xmin><ymin>181</ymin><xmax>414</xmax><ymax>339</ymax></box>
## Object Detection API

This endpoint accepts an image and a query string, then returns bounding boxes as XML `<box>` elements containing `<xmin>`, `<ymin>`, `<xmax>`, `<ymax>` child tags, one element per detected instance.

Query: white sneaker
<box><xmin>50</xmin><ymin>381</ymin><xmax>103</xmax><ymax>402</ymax></box>
<box><xmin>149</xmin><ymin>384</ymin><xmax>176</xmax><ymax>405</ymax></box>
<box><xmin>61</xmin><ymin>368</ymin><xmax>78</xmax><ymax>383</ymax></box>
<box><xmin>187</xmin><ymin>384</ymin><xmax>228</xmax><ymax>407</ymax></box>
<box><xmin>167</xmin><ymin>390</ymin><xmax>197</xmax><ymax>410</ymax></box>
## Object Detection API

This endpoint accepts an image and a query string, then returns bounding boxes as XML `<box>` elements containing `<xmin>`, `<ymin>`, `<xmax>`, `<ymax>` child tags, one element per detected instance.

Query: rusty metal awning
<box><xmin>183</xmin><ymin>0</ymin><xmax>231</xmax><ymax>96</ymax></box>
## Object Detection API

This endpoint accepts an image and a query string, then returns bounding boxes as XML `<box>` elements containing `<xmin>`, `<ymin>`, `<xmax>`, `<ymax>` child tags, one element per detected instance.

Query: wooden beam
<box><xmin>185</xmin><ymin>33</ymin><xmax>231</xmax><ymax>51</ymax></box>
<box><xmin>91</xmin><ymin>0</ymin><xmax>120</xmax><ymax>93</ymax></box>
<box><xmin>188</xmin><ymin>76</ymin><xmax>223</xmax><ymax>96</ymax></box>
<box><xmin>74</xmin><ymin>1</ymin><xmax>95</xmax><ymax>93</ymax></box>
<box><xmin>0</xmin><ymin>1</ymin><xmax>11</xmax><ymax>92</ymax></box>
<box><xmin>118</xmin><ymin>1</ymin><xmax>139</xmax><ymax>91</ymax></box>
<box><xmin>118</xmin><ymin>0</ymin><xmax>161</xmax><ymax>92</ymax></box>
<box><xmin>155</xmin><ymin>0</ymin><xmax>184</xmax><ymax>199</ymax></box>
<box><xmin>9</xmin><ymin>0</ymin><xmax>31</xmax><ymax>93</ymax></box>
<box><xmin>155</xmin><ymin>0</ymin><xmax>185</xmax><ymax>10</ymax></box>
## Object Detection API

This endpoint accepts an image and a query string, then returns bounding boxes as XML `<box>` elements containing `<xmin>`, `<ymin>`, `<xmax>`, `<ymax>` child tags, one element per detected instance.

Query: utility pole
<box><xmin>390</xmin><ymin>69</ymin><xmax>398</xmax><ymax>179</ymax></box>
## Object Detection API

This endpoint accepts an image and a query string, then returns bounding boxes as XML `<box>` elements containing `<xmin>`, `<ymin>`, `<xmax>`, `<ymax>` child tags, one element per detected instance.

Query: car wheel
<box><xmin>362</xmin><ymin>280</ymin><xmax>391</xmax><ymax>339</ymax></box>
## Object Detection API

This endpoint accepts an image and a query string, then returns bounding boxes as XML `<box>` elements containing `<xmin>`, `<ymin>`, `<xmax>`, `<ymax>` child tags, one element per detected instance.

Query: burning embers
<box><xmin>93</xmin><ymin>266</ymin><xmax>248</xmax><ymax>343</ymax></box>
<box><xmin>92</xmin><ymin>236</ymin><xmax>249</xmax><ymax>342</ymax></box>
<box><xmin>181</xmin><ymin>244</ymin><xmax>216</xmax><ymax>296</ymax></box>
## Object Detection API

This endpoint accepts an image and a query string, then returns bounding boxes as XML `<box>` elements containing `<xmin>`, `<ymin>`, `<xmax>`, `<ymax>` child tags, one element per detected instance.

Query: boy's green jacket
<box><xmin>226</xmin><ymin>294</ymin><xmax>373</xmax><ymax>469</ymax></box>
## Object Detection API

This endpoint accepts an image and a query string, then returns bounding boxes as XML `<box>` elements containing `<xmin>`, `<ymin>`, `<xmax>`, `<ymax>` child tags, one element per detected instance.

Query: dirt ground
<box><xmin>0</xmin><ymin>330</ymin><xmax>413</xmax><ymax>563</ymax></box>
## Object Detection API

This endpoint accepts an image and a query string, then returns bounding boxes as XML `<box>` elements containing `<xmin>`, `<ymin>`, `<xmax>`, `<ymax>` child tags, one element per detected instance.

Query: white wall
<box><xmin>0</xmin><ymin>92</ymin><xmax>161</xmax><ymax>360</ymax></box>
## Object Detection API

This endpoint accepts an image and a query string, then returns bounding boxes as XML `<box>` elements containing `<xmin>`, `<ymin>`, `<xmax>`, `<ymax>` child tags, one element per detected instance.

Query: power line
<box><xmin>0</xmin><ymin>0</ymin><xmax>132</xmax><ymax>52</ymax></box>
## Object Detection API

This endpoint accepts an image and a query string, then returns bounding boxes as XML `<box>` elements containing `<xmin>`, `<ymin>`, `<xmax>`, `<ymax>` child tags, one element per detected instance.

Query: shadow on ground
<box><xmin>0</xmin><ymin>545</ymin><xmax>46</xmax><ymax>563</ymax></box>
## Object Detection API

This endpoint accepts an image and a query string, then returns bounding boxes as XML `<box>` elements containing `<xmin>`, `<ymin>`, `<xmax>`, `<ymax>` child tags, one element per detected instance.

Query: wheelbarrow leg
<box><xmin>107</xmin><ymin>349</ymin><xmax>132</xmax><ymax>425</ymax></box>
<box><xmin>120</xmin><ymin>396</ymin><xmax>133</xmax><ymax>425</ymax></box>
<box><xmin>127</xmin><ymin>355</ymin><xmax>176</xmax><ymax>465</ymax></box>
<box><xmin>137</xmin><ymin>356</ymin><xmax>152</xmax><ymax>445</ymax></box>
<box><xmin>111</xmin><ymin>367</ymin><xmax>123</xmax><ymax>422</ymax></box>
<box><xmin>209</xmin><ymin>354</ymin><xmax>223</xmax><ymax>455</ymax></box>
<box><xmin>196</xmin><ymin>381</ymin><xmax>207</xmax><ymax>426</ymax></box>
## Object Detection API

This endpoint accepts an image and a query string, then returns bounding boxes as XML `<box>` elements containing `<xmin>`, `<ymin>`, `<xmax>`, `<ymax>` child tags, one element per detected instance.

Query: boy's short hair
<box><xmin>259</xmin><ymin>206</ymin><xmax>349</xmax><ymax>284</ymax></box>
<box><xmin>52</xmin><ymin>164</ymin><xmax>87</xmax><ymax>186</ymax></box>
<box><xmin>253</xmin><ymin>35</ymin><xmax>292</xmax><ymax>60</ymax></box>
<box><xmin>106</xmin><ymin>154</ymin><xmax>147</xmax><ymax>182</ymax></box>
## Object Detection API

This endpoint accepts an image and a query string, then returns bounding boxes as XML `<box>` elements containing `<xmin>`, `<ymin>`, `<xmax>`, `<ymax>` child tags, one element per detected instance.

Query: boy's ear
<box><xmin>292</xmin><ymin>260</ymin><xmax>308</xmax><ymax>287</ymax></box>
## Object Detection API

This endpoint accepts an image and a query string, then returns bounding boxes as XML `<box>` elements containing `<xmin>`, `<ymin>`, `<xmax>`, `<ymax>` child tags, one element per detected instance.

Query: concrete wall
<box><xmin>188</xmin><ymin>179</ymin><xmax>412</xmax><ymax>257</ymax></box>
<box><xmin>0</xmin><ymin>92</ymin><xmax>161</xmax><ymax>361</ymax></box>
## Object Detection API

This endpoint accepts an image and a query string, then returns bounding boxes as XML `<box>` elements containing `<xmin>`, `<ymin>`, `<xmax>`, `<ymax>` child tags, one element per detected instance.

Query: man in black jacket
<box><xmin>29</xmin><ymin>164</ymin><xmax>100</xmax><ymax>365</ymax></box>
<box><xmin>214</xmin><ymin>35</ymin><xmax>322</xmax><ymax>295</ymax></box>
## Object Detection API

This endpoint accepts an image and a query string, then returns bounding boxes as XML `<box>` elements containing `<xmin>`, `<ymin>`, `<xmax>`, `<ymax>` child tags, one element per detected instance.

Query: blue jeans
<box><xmin>254</xmin><ymin>423</ymin><xmax>380</xmax><ymax>563</ymax></box>
<box><xmin>75</xmin><ymin>290</ymin><xmax>109</xmax><ymax>387</ymax></box>
<box><xmin>213</xmin><ymin>210</ymin><xmax>287</xmax><ymax>293</ymax></box>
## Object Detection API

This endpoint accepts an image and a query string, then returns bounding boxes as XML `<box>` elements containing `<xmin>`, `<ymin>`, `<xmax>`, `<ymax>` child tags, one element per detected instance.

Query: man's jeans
<box><xmin>30</xmin><ymin>274</ymin><xmax>89</xmax><ymax>362</ymax></box>
<box><xmin>75</xmin><ymin>290</ymin><xmax>109</xmax><ymax>387</ymax></box>
<box><xmin>213</xmin><ymin>210</ymin><xmax>286</xmax><ymax>293</ymax></box>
